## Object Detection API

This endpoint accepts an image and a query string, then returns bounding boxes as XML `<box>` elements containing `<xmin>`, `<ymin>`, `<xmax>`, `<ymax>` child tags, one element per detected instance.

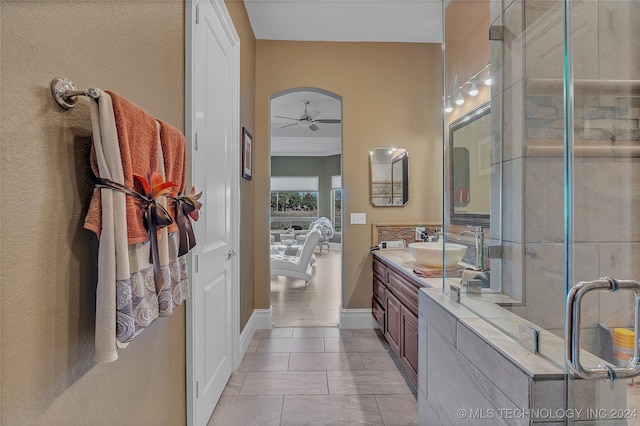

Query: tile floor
<box><xmin>207</xmin><ymin>327</ymin><xmax>418</xmax><ymax>425</ymax></box>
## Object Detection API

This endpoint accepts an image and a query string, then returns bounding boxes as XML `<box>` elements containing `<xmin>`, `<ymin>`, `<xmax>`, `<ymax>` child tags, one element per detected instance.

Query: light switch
<box><xmin>350</xmin><ymin>213</ymin><xmax>367</xmax><ymax>225</ymax></box>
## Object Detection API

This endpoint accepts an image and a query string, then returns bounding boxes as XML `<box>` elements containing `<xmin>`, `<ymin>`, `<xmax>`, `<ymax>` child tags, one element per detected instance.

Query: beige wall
<box><xmin>1</xmin><ymin>2</ymin><xmax>186</xmax><ymax>424</ymax></box>
<box><xmin>255</xmin><ymin>41</ymin><xmax>443</xmax><ymax>310</ymax></box>
<box><xmin>226</xmin><ymin>0</ymin><xmax>257</xmax><ymax>332</ymax></box>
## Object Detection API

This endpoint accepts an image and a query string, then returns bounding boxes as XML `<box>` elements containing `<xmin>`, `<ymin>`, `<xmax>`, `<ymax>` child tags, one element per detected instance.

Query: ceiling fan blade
<box><xmin>314</xmin><ymin>119</ymin><xmax>341</xmax><ymax>124</ymax></box>
<box><xmin>279</xmin><ymin>122</ymin><xmax>299</xmax><ymax>129</ymax></box>
<box><xmin>274</xmin><ymin>115</ymin><xmax>300</xmax><ymax>121</ymax></box>
<box><xmin>308</xmin><ymin>110</ymin><xmax>321</xmax><ymax>120</ymax></box>
<box><xmin>309</xmin><ymin>124</ymin><xmax>320</xmax><ymax>132</ymax></box>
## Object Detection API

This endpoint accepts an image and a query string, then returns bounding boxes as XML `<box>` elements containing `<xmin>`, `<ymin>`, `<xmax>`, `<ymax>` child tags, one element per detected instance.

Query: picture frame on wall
<box><xmin>242</xmin><ymin>127</ymin><xmax>253</xmax><ymax>181</ymax></box>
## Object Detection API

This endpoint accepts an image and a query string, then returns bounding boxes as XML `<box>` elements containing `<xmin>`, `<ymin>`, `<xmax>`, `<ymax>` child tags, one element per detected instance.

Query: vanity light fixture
<box><xmin>444</xmin><ymin>63</ymin><xmax>491</xmax><ymax>112</ymax></box>
<box><xmin>468</xmin><ymin>78</ymin><xmax>479</xmax><ymax>97</ymax></box>
<box><xmin>444</xmin><ymin>97</ymin><xmax>453</xmax><ymax>113</ymax></box>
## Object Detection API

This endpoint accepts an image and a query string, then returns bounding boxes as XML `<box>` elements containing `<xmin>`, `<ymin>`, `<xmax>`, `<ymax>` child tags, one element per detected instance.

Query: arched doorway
<box><xmin>269</xmin><ymin>88</ymin><xmax>343</xmax><ymax>326</ymax></box>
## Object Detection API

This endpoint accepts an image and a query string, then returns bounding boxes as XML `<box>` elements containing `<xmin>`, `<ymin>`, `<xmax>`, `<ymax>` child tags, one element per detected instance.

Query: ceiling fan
<box><xmin>275</xmin><ymin>100</ymin><xmax>341</xmax><ymax>132</ymax></box>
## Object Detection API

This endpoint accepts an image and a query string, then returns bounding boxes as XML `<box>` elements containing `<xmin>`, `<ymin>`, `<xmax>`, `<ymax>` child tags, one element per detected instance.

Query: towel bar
<box><xmin>51</xmin><ymin>77</ymin><xmax>100</xmax><ymax>110</ymax></box>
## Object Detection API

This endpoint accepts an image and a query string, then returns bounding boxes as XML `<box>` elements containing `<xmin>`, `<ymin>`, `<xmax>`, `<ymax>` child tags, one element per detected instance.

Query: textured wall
<box><xmin>225</xmin><ymin>0</ymin><xmax>257</xmax><ymax>334</ymax></box>
<box><xmin>255</xmin><ymin>41</ymin><xmax>443</xmax><ymax>310</ymax></box>
<box><xmin>1</xmin><ymin>2</ymin><xmax>186</xmax><ymax>424</ymax></box>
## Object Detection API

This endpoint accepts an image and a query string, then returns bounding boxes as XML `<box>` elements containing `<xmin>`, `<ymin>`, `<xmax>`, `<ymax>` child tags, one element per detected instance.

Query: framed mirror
<box><xmin>449</xmin><ymin>102</ymin><xmax>490</xmax><ymax>226</ymax></box>
<box><xmin>370</xmin><ymin>147</ymin><xmax>409</xmax><ymax>206</ymax></box>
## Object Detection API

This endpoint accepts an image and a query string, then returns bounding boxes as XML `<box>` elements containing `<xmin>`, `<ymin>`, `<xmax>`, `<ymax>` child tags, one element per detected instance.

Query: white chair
<box><xmin>270</xmin><ymin>228</ymin><xmax>322</xmax><ymax>285</ymax></box>
<box><xmin>296</xmin><ymin>217</ymin><xmax>334</xmax><ymax>253</ymax></box>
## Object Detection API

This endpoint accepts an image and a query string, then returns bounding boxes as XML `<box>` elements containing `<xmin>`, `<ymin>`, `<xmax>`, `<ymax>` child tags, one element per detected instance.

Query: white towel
<box><xmin>89</xmin><ymin>92</ymin><xmax>131</xmax><ymax>362</ymax></box>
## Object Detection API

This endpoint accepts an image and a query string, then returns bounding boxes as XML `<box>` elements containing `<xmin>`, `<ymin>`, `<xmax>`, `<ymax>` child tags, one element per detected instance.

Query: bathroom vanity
<box><xmin>372</xmin><ymin>250</ymin><xmax>435</xmax><ymax>384</ymax></box>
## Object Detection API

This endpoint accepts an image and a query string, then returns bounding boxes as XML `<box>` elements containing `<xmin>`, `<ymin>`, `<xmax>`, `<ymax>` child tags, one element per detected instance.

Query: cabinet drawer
<box><xmin>373</xmin><ymin>275</ymin><xmax>386</xmax><ymax>304</ymax></box>
<box><xmin>372</xmin><ymin>297</ymin><xmax>385</xmax><ymax>332</ymax></box>
<box><xmin>373</xmin><ymin>258</ymin><xmax>386</xmax><ymax>281</ymax></box>
<box><xmin>387</xmin><ymin>268</ymin><xmax>420</xmax><ymax>316</ymax></box>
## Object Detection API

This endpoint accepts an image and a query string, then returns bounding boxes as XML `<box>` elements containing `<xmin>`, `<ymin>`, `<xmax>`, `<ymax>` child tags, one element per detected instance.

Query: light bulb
<box><xmin>483</xmin><ymin>75</ymin><xmax>492</xmax><ymax>86</ymax></box>
<box><xmin>468</xmin><ymin>80</ymin><xmax>479</xmax><ymax>97</ymax></box>
<box><xmin>444</xmin><ymin>98</ymin><xmax>453</xmax><ymax>113</ymax></box>
<box><xmin>454</xmin><ymin>91</ymin><xmax>465</xmax><ymax>106</ymax></box>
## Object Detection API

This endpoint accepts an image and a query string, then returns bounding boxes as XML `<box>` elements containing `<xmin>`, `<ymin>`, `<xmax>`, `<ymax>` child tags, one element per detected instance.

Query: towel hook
<box><xmin>51</xmin><ymin>77</ymin><xmax>100</xmax><ymax>110</ymax></box>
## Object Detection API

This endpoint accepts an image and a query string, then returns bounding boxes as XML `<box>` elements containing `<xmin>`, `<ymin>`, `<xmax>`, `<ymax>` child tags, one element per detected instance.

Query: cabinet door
<box><xmin>385</xmin><ymin>291</ymin><xmax>401</xmax><ymax>356</ymax></box>
<box><xmin>401</xmin><ymin>306</ymin><xmax>419</xmax><ymax>384</ymax></box>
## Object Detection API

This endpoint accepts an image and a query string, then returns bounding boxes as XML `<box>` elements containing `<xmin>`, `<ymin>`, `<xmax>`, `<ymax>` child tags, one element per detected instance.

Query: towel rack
<box><xmin>51</xmin><ymin>77</ymin><xmax>100</xmax><ymax>110</ymax></box>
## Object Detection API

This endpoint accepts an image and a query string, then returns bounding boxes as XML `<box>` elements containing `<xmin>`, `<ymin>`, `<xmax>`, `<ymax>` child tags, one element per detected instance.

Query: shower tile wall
<box><xmin>493</xmin><ymin>0</ymin><xmax>640</xmax><ymax>352</ymax></box>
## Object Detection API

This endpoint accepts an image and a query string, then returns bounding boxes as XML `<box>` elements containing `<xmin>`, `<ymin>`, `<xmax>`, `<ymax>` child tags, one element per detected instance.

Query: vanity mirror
<box><xmin>370</xmin><ymin>147</ymin><xmax>409</xmax><ymax>206</ymax></box>
<box><xmin>449</xmin><ymin>102</ymin><xmax>490</xmax><ymax>226</ymax></box>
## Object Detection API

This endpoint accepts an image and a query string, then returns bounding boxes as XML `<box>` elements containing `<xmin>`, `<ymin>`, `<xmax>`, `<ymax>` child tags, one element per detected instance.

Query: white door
<box><xmin>186</xmin><ymin>1</ymin><xmax>240</xmax><ymax>425</ymax></box>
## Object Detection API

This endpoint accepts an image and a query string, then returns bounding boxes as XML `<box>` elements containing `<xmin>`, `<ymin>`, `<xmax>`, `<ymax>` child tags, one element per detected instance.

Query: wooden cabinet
<box><xmin>385</xmin><ymin>290</ymin><xmax>401</xmax><ymax>355</ymax></box>
<box><xmin>372</xmin><ymin>254</ymin><xmax>423</xmax><ymax>385</ymax></box>
<box><xmin>401</xmin><ymin>305</ymin><xmax>419</xmax><ymax>381</ymax></box>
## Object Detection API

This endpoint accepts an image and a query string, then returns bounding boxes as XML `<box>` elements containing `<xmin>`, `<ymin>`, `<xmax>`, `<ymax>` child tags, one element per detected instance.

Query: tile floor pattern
<box><xmin>208</xmin><ymin>327</ymin><xmax>418</xmax><ymax>425</ymax></box>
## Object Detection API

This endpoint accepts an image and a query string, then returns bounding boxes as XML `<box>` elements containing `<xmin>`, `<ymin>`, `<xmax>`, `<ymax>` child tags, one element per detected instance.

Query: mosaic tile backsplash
<box><xmin>377</xmin><ymin>226</ymin><xmax>424</xmax><ymax>247</ymax></box>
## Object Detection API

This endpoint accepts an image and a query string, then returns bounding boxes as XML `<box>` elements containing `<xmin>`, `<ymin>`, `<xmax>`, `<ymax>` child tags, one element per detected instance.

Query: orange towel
<box><xmin>85</xmin><ymin>91</ymin><xmax>161</xmax><ymax>244</ymax></box>
<box><xmin>159</xmin><ymin>120</ymin><xmax>186</xmax><ymax>234</ymax></box>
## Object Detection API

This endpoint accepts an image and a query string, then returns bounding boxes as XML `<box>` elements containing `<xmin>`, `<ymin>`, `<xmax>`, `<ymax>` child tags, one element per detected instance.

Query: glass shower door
<box><xmin>565</xmin><ymin>0</ymin><xmax>640</xmax><ymax>423</ymax></box>
<box><xmin>482</xmin><ymin>0</ymin><xmax>640</xmax><ymax>420</ymax></box>
<box><xmin>442</xmin><ymin>0</ymin><xmax>640</xmax><ymax>422</ymax></box>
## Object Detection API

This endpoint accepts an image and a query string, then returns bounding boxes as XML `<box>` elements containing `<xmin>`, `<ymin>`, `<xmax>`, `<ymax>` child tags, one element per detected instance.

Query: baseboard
<box><xmin>254</xmin><ymin>306</ymin><xmax>273</xmax><ymax>330</ymax></box>
<box><xmin>339</xmin><ymin>307</ymin><xmax>378</xmax><ymax>329</ymax></box>
<box><xmin>328</xmin><ymin>242</ymin><xmax>342</xmax><ymax>251</ymax></box>
<box><xmin>238</xmin><ymin>306</ymin><xmax>272</xmax><ymax>361</ymax></box>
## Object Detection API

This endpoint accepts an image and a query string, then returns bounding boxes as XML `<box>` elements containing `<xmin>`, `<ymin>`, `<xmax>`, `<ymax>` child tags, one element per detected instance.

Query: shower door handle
<box><xmin>565</xmin><ymin>277</ymin><xmax>640</xmax><ymax>381</ymax></box>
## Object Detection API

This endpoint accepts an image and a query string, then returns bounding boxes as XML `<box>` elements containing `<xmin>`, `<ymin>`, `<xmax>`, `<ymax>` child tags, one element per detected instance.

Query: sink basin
<box><xmin>408</xmin><ymin>242</ymin><xmax>467</xmax><ymax>269</ymax></box>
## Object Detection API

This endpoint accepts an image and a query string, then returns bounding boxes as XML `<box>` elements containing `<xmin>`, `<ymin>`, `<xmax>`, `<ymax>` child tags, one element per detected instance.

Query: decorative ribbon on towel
<box><xmin>96</xmin><ymin>173</ymin><xmax>176</xmax><ymax>294</ymax></box>
<box><xmin>170</xmin><ymin>187</ymin><xmax>203</xmax><ymax>257</ymax></box>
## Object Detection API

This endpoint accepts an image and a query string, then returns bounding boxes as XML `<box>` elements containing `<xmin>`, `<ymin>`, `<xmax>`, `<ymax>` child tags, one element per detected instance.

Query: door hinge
<box><xmin>196</xmin><ymin>380</ymin><xmax>199</xmax><ymax>398</ymax></box>
<box><xmin>195</xmin><ymin>132</ymin><xmax>199</xmax><ymax>151</ymax></box>
<box><xmin>196</xmin><ymin>4</ymin><xmax>200</xmax><ymax>24</ymax></box>
<box><xmin>195</xmin><ymin>254</ymin><xmax>199</xmax><ymax>273</ymax></box>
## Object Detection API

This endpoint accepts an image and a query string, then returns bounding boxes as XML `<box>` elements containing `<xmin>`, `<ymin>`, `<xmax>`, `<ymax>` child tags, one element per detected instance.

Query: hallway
<box><xmin>207</xmin><ymin>327</ymin><xmax>418</xmax><ymax>425</ymax></box>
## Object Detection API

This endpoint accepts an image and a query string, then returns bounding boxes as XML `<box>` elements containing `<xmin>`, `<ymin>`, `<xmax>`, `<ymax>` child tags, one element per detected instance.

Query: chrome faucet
<box><xmin>421</xmin><ymin>228</ymin><xmax>441</xmax><ymax>242</ymax></box>
<box><xmin>458</xmin><ymin>225</ymin><xmax>484</xmax><ymax>270</ymax></box>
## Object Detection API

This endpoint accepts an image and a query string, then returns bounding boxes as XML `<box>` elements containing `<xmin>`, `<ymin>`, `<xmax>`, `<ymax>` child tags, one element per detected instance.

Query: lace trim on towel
<box><xmin>116</xmin><ymin>256</ymin><xmax>190</xmax><ymax>343</ymax></box>
<box><xmin>158</xmin><ymin>256</ymin><xmax>189</xmax><ymax>317</ymax></box>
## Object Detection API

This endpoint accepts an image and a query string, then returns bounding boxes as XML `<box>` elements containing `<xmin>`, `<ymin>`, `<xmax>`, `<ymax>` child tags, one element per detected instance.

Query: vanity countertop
<box><xmin>372</xmin><ymin>249</ymin><xmax>520</xmax><ymax>303</ymax></box>
<box><xmin>371</xmin><ymin>249</ymin><xmax>438</xmax><ymax>288</ymax></box>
